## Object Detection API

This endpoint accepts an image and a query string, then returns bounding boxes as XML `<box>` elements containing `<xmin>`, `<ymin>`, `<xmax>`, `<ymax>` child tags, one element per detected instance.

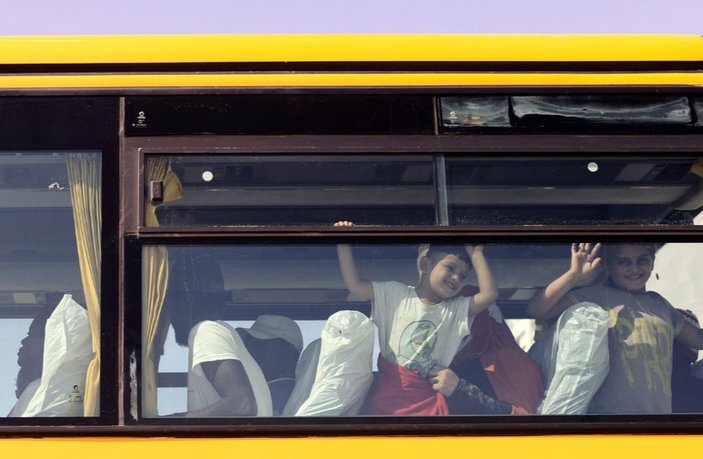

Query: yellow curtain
<box><xmin>142</xmin><ymin>159</ymin><xmax>182</xmax><ymax>418</ymax></box>
<box><xmin>692</xmin><ymin>158</ymin><xmax>703</xmax><ymax>178</ymax></box>
<box><xmin>66</xmin><ymin>153</ymin><xmax>101</xmax><ymax>417</ymax></box>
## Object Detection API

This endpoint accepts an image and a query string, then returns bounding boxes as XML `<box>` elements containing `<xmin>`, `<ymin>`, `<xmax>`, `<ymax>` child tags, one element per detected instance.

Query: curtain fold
<box><xmin>142</xmin><ymin>159</ymin><xmax>182</xmax><ymax>417</ymax></box>
<box><xmin>66</xmin><ymin>153</ymin><xmax>101</xmax><ymax>417</ymax></box>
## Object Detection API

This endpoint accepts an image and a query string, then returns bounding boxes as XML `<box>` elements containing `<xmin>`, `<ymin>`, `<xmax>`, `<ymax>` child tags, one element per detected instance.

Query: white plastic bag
<box><xmin>295</xmin><ymin>310</ymin><xmax>374</xmax><ymax>416</ymax></box>
<box><xmin>18</xmin><ymin>294</ymin><xmax>92</xmax><ymax>417</ymax></box>
<box><xmin>531</xmin><ymin>302</ymin><xmax>609</xmax><ymax>415</ymax></box>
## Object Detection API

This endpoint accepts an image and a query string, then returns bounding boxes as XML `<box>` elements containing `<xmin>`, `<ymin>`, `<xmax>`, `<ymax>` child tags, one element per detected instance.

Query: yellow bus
<box><xmin>1</xmin><ymin>34</ymin><xmax>703</xmax><ymax>456</ymax></box>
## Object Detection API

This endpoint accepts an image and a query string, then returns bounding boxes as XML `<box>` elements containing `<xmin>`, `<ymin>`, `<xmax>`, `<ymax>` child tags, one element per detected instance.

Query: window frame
<box><xmin>0</xmin><ymin>96</ymin><xmax>120</xmax><ymax>431</ymax></box>
<box><xmin>126</xmin><ymin>231</ymin><xmax>703</xmax><ymax>435</ymax></box>
<box><xmin>122</xmin><ymin>95</ymin><xmax>703</xmax><ymax>433</ymax></box>
<box><xmin>125</xmin><ymin>133</ymin><xmax>703</xmax><ymax>234</ymax></box>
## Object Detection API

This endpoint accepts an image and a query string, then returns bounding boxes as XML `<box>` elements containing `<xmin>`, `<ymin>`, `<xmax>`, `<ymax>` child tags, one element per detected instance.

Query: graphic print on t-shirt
<box><xmin>398</xmin><ymin>320</ymin><xmax>438</xmax><ymax>376</ymax></box>
<box><xmin>609</xmin><ymin>302</ymin><xmax>673</xmax><ymax>396</ymax></box>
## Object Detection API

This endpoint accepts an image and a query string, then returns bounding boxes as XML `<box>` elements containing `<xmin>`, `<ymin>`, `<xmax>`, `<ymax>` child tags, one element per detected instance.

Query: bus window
<box><xmin>0</xmin><ymin>152</ymin><xmax>100</xmax><ymax>417</ymax></box>
<box><xmin>143</xmin><ymin>154</ymin><xmax>703</xmax><ymax>227</ymax></box>
<box><xmin>510</xmin><ymin>95</ymin><xmax>692</xmax><ymax>126</ymax></box>
<box><xmin>440</xmin><ymin>95</ymin><xmax>695</xmax><ymax>131</ymax></box>
<box><xmin>141</xmin><ymin>241</ymin><xmax>703</xmax><ymax>418</ymax></box>
<box><xmin>439</xmin><ymin>97</ymin><xmax>511</xmax><ymax>128</ymax></box>
<box><xmin>144</xmin><ymin>155</ymin><xmax>436</xmax><ymax>227</ymax></box>
<box><xmin>446</xmin><ymin>156</ymin><xmax>703</xmax><ymax>225</ymax></box>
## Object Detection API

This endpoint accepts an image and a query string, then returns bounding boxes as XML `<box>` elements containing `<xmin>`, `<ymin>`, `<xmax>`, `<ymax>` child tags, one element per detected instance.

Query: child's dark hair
<box><xmin>426</xmin><ymin>244</ymin><xmax>472</xmax><ymax>267</ymax></box>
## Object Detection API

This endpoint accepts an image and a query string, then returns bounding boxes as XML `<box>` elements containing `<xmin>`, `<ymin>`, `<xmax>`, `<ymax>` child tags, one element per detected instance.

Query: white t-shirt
<box><xmin>188</xmin><ymin>320</ymin><xmax>272</xmax><ymax>416</ymax></box>
<box><xmin>372</xmin><ymin>281</ymin><xmax>472</xmax><ymax>377</ymax></box>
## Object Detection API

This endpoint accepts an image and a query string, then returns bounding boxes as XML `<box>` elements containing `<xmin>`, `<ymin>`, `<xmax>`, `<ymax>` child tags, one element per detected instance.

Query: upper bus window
<box><xmin>439</xmin><ymin>95</ymin><xmax>697</xmax><ymax>132</ymax></box>
<box><xmin>144</xmin><ymin>155</ymin><xmax>436</xmax><ymax>227</ymax></box>
<box><xmin>511</xmin><ymin>95</ymin><xmax>692</xmax><ymax>126</ymax></box>
<box><xmin>439</xmin><ymin>97</ymin><xmax>511</xmax><ymax>129</ymax></box>
<box><xmin>0</xmin><ymin>152</ymin><xmax>100</xmax><ymax>417</ymax></box>
<box><xmin>446</xmin><ymin>156</ymin><xmax>703</xmax><ymax>225</ymax></box>
<box><xmin>145</xmin><ymin>155</ymin><xmax>703</xmax><ymax>227</ymax></box>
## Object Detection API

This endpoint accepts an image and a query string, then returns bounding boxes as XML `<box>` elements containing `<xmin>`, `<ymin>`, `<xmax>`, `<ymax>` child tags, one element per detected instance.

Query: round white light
<box><xmin>202</xmin><ymin>170</ymin><xmax>214</xmax><ymax>182</ymax></box>
<box><xmin>587</xmin><ymin>161</ymin><xmax>599</xmax><ymax>173</ymax></box>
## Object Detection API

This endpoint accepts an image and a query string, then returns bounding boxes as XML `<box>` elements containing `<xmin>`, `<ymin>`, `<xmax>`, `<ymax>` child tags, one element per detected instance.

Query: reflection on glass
<box><xmin>144</xmin><ymin>155</ymin><xmax>436</xmax><ymax>227</ymax></box>
<box><xmin>446</xmin><ymin>156</ymin><xmax>703</xmax><ymax>225</ymax></box>
<box><xmin>145</xmin><ymin>154</ymin><xmax>703</xmax><ymax>227</ymax></box>
<box><xmin>142</xmin><ymin>242</ymin><xmax>703</xmax><ymax>418</ymax></box>
<box><xmin>439</xmin><ymin>97</ymin><xmax>511</xmax><ymax>128</ymax></box>
<box><xmin>511</xmin><ymin>95</ymin><xmax>692</xmax><ymax>125</ymax></box>
<box><xmin>0</xmin><ymin>152</ymin><xmax>100</xmax><ymax>417</ymax></box>
<box><xmin>440</xmin><ymin>95</ymin><xmax>698</xmax><ymax>130</ymax></box>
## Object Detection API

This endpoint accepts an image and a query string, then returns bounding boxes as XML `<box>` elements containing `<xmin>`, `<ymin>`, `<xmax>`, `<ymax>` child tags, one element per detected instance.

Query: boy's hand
<box><xmin>428</xmin><ymin>365</ymin><xmax>460</xmax><ymax>397</ymax></box>
<box><xmin>569</xmin><ymin>242</ymin><xmax>602</xmax><ymax>282</ymax></box>
<box><xmin>465</xmin><ymin>244</ymin><xmax>484</xmax><ymax>258</ymax></box>
<box><xmin>334</xmin><ymin>220</ymin><xmax>354</xmax><ymax>227</ymax></box>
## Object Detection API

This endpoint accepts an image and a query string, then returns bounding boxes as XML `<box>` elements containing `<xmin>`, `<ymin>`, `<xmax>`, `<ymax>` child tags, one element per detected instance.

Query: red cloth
<box><xmin>451</xmin><ymin>307</ymin><xmax>544</xmax><ymax>414</ymax></box>
<box><xmin>367</xmin><ymin>356</ymin><xmax>449</xmax><ymax>415</ymax></box>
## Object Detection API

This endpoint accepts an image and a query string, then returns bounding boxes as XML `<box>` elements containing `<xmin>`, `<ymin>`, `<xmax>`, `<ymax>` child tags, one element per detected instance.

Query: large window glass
<box><xmin>144</xmin><ymin>154</ymin><xmax>703</xmax><ymax>227</ymax></box>
<box><xmin>144</xmin><ymin>155</ymin><xmax>436</xmax><ymax>227</ymax></box>
<box><xmin>142</xmin><ymin>241</ymin><xmax>703</xmax><ymax>418</ymax></box>
<box><xmin>446</xmin><ymin>156</ymin><xmax>703</xmax><ymax>225</ymax></box>
<box><xmin>0</xmin><ymin>152</ymin><xmax>101</xmax><ymax>417</ymax></box>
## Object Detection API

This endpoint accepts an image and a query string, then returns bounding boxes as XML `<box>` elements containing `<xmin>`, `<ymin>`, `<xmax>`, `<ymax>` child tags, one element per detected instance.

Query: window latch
<box><xmin>149</xmin><ymin>180</ymin><xmax>164</xmax><ymax>202</ymax></box>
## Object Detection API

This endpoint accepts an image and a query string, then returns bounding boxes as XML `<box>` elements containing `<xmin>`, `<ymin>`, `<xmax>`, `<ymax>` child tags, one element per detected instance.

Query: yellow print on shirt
<box><xmin>610</xmin><ymin>303</ymin><xmax>673</xmax><ymax>395</ymax></box>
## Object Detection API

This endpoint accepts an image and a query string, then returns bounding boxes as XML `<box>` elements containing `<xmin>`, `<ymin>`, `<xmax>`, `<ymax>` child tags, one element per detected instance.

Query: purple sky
<box><xmin>1</xmin><ymin>0</ymin><xmax>702</xmax><ymax>35</ymax></box>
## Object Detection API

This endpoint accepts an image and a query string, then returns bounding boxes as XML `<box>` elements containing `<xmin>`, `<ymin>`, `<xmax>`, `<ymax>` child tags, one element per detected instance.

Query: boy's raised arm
<box><xmin>465</xmin><ymin>245</ymin><xmax>498</xmax><ymax>316</ymax></box>
<box><xmin>334</xmin><ymin>221</ymin><xmax>374</xmax><ymax>301</ymax></box>
<box><xmin>675</xmin><ymin>320</ymin><xmax>703</xmax><ymax>351</ymax></box>
<box><xmin>526</xmin><ymin>243</ymin><xmax>601</xmax><ymax>319</ymax></box>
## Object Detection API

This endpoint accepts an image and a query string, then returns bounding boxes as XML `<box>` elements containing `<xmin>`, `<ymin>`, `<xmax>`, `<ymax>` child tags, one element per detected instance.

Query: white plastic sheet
<box><xmin>13</xmin><ymin>294</ymin><xmax>92</xmax><ymax>417</ymax></box>
<box><xmin>294</xmin><ymin>310</ymin><xmax>374</xmax><ymax>416</ymax></box>
<box><xmin>531</xmin><ymin>302</ymin><xmax>609</xmax><ymax>415</ymax></box>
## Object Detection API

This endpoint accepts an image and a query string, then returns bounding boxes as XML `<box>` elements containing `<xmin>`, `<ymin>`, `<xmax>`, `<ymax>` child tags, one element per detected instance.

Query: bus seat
<box><xmin>293</xmin><ymin>310</ymin><xmax>374</xmax><ymax>416</ymax></box>
<box><xmin>282</xmin><ymin>338</ymin><xmax>321</xmax><ymax>416</ymax></box>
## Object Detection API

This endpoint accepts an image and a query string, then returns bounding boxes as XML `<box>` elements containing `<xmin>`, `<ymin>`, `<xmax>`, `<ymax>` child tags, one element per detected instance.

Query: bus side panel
<box><xmin>2</xmin><ymin>436</ymin><xmax>702</xmax><ymax>458</ymax></box>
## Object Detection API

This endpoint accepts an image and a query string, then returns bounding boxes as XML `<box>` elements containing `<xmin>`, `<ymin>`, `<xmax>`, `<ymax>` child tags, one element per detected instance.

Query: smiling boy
<box><xmin>527</xmin><ymin>243</ymin><xmax>703</xmax><ymax>414</ymax></box>
<box><xmin>334</xmin><ymin>221</ymin><xmax>498</xmax><ymax>414</ymax></box>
